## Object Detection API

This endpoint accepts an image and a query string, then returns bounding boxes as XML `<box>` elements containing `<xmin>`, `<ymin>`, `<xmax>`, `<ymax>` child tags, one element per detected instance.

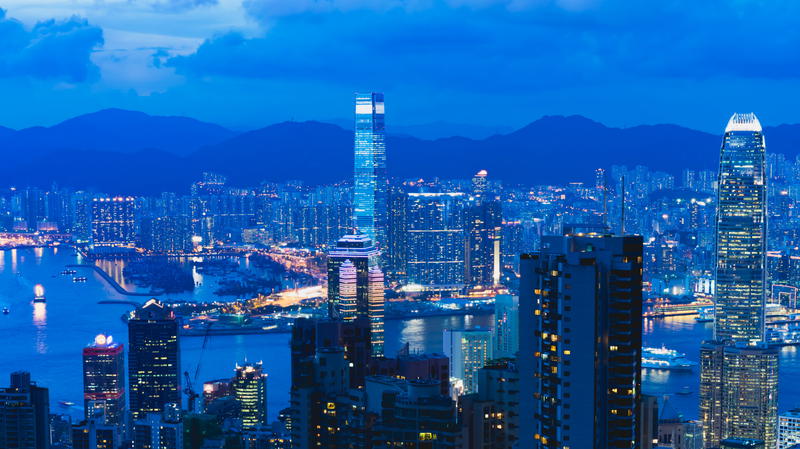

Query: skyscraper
<box><xmin>232</xmin><ymin>362</ymin><xmax>268</xmax><ymax>430</ymax></box>
<box><xmin>128</xmin><ymin>299</ymin><xmax>181</xmax><ymax>420</ymax></box>
<box><xmin>518</xmin><ymin>233</ymin><xmax>644</xmax><ymax>449</ymax></box>
<box><xmin>700</xmin><ymin>113</ymin><xmax>778</xmax><ymax>449</ymax></box>
<box><xmin>326</xmin><ymin>233</ymin><xmax>384</xmax><ymax>356</ymax></box>
<box><xmin>714</xmin><ymin>113</ymin><xmax>767</xmax><ymax>345</ymax></box>
<box><xmin>465</xmin><ymin>170</ymin><xmax>502</xmax><ymax>289</ymax></box>
<box><xmin>82</xmin><ymin>333</ymin><xmax>125</xmax><ymax>425</ymax></box>
<box><xmin>442</xmin><ymin>328</ymin><xmax>493</xmax><ymax>394</ymax></box>
<box><xmin>353</xmin><ymin>92</ymin><xmax>387</xmax><ymax>246</ymax></box>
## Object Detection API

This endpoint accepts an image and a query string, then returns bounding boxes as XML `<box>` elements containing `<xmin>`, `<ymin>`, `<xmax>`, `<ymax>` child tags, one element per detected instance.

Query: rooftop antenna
<box><xmin>620</xmin><ymin>175</ymin><xmax>626</xmax><ymax>235</ymax></box>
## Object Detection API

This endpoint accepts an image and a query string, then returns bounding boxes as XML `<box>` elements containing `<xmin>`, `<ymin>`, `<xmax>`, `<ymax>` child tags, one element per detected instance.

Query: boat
<box><xmin>72</xmin><ymin>277</ymin><xmax>87</xmax><ymax>283</ymax></box>
<box><xmin>676</xmin><ymin>386</ymin><xmax>692</xmax><ymax>396</ymax></box>
<box><xmin>642</xmin><ymin>346</ymin><xmax>697</xmax><ymax>370</ymax></box>
<box><xmin>60</xmin><ymin>269</ymin><xmax>76</xmax><ymax>276</ymax></box>
<box><xmin>695</xmin><ymin>306</ymin><xmax>714</xmax><ymax>322</ymax></box>
<box><xmin>33</xmin><ymin>284</ymin><xmax>46</xmax><ymax>303</ymax></box>
<box><xmin>2</xmin><ymin>307</ymin><xmax>8</xmax><ymax>315</ymax></box>
<box><xmin>58</xmin><ymin>400</ymin><xmax>75</xmax><ymax>408</ymax></box>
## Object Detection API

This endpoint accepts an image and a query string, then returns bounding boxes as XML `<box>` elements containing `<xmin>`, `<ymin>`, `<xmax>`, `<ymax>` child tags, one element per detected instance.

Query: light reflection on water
<box><xmin>32</xmin><ymin>302</ymin><xmax>47</xmax><ymax>354</ymax></box>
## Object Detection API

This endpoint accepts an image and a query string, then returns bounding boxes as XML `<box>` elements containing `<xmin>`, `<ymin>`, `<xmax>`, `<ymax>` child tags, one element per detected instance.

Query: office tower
<box><xmin>459</xmin><ymin>359</ymin><xmax>520</xmax><ymax>449</ymax></box>
<box><xmin>493</xmin><ymin>294</ymin><xmax>519</xmax><ymax>358</ymax></box>
<box><xmin>91</xmin><ymin>197</ymin><xmax>136</xmax><ymax>248</ymax></box>
<box><xmin>371</xmin><ymin>379</ymin><xmax>459</xmax><ymax>448</ymax></box>
<box><xmin>141</xmin><ymin>216</ymin><xmax>192</xmax><ymax>253</ymax></box>
<box><xmin>465</xmin><ymin>171</ymin><xmax>502</xmax><ymax>288</ymax></box>
<box><xmin>779</xmin><ymin>409</ymin><xmax>800</xmax><ymax>449</ymax></box>
<box><xmin>701</xmin><ymin>113</ymin><xmax>778</xmax><ymax>449</ymax></box>
<box><xmin>353</xmin><ymin>92</ymin><xmax>387</xmax><ymax>246</ymax></box>
<box><xmin>0</xmin><ymin>371</ymin><xmax>50</xmax><ymax>449</ymax></box>
<box><xmin>128</xmin><ymin>299</ymin><xmax>180</xmax><ymax>421</ymax></box>
<box><xmin>233</xmin><ymin>362</ymin><xmax>268</xmax><ymax>430</ymax></box>
<box><xmin>722</xmin><ymin>346</ymin><xmax>779</xmax><ymax>448</ymax></box>
<box><xmin>338</xmin><ymin>260</ymin><xmax>358</xmax><ymax>319</ymax></box>
<box><xmin>82</xmin><ymin>333</ymin><xmax>125</xmax><ymax>425</ymax></box>
<box><xmin>405</xmin><ymin>192</ymin><xmax>466</xmax><ymax>290</ymax></box>
<box><xmin>326</xmin><ymin>233</ymin><xmax>384</xmax><ymax>357</ymax></box>
<box><xmin>327</xmin><ymin>233</ymin><xmax>381</xmax><ymax>315</ymax></box>
<box><xmin>443</xmin><ymin>328</ymin><xmax>492</xmax><ymax>394</ymax></box>
<box><xmin>714</xmin><ymin>113</ymin><xmax>767</xmax><ymax>344</ymax></box>
<box><xmin>368</xmin><ymin>265</ymin><xmax>385</xmax><ymax>356</ymax></box>
<box><xmin>518</xmin><ymin>233</ymin><xmax>644</xmax><ymax>449</ymax></box>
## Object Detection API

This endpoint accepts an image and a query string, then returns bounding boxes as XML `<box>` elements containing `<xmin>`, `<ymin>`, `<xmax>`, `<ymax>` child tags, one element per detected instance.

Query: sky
<box><xmin>0</xmin><ymin>0</ymin><xmax>799</xmax><ymax>132</ymax></box>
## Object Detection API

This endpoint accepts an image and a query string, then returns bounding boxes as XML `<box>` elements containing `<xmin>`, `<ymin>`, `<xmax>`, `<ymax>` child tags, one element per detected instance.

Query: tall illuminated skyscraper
<box><xmin>700</xmin><ymin>113</ymin><xmax>778</xmax><ymax>449</ymax></box>
<box><xmin>128</xmin><ymin>299</ymin><xmax>180</xmax><ymax>420</ymax></box>
<box><xmin>714</xmin><ymin>113</ymin><xmax>767</xmax><ymax>344</ymax></box>
<box><xmin>353</xmin><ymin>92</ymin><xmax>387</xmax><ymax>246</ymax></box>
<box><xmin>367</xmin><ymin>265</ymin><xmax>385</xmax><ymax>356</ymax></box>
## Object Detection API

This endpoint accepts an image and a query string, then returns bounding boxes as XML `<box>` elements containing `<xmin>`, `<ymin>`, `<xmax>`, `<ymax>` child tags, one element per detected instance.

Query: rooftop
<box><xmin>725</xmin><ymin>112</ymin><xmax>762</xmax><ymax>133</ymax></box>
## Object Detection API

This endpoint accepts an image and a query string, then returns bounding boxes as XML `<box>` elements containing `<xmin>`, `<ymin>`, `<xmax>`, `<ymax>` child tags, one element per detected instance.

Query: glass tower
<box><xmin>714</xmin><ymin>112</ymin><xmax>767</xmax><ymax>345</ymax></box>
<box><xmin>353</xmin><ymin>92</ymin><xmax>387</xmax><ymax>246</ymax></box>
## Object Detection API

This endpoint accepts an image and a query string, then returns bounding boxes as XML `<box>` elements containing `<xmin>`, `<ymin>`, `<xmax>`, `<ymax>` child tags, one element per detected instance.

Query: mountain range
<box><xmin>0</xmin><ymin>109</ymin><xmax>797</xmax><ymax>194</ymax></box>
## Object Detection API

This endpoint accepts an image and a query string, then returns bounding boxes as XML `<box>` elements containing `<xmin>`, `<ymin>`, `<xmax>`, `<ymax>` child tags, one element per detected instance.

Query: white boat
<box><xmin>642</xmin><ymin>346</ymin><xmax>697</xmax><ymax>370</ymax></box>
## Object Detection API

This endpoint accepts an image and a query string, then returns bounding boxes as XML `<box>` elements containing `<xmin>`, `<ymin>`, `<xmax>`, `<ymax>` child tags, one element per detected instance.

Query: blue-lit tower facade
<box><xmin>700</xmin><ymin>113</ymin><xmax>778</xmax><ymax>449</ymax></box>
<box><xmin>353</xmin><ymin>92</ymin><xmax>387</xmax><ymax>247</ymax></box>
<box><xmin>714</xmin><ymin>113</ymin><xmax>767</xmax><ymax>344</ymax></box>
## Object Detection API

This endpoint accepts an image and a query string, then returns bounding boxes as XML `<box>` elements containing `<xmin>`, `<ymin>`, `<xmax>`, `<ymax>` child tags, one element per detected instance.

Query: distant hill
<box><xmin>0</xmin><ymin>109</ymin><xmax>236</xmax><ymax>157</ymax></box>
<box><xmin>0</xmin><ymin>110</ymin><xmax>798</xmax><ymax>194</ymax></box>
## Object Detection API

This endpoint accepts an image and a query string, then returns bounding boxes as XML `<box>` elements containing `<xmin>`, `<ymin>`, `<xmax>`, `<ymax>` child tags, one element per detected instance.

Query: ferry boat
<box><xmin>695</xmin><ymin>306</ymin><xmax>714</xmax><ymax>323</ymax></box>
<box><xmin>2</xmin><ymin>307</ymin><xmax>9</xmax><ymax>315</ymax></box>
<box><xmin>766</xmin><ymin>322</ymin><xmax>800</xmax><ymax>346</ymax></box>
<box><xmin>60</xmin><ymin>269</ymin><xmax>77</xmax><ymax>276</ymax></box>
<box><xmin>72</xmin><ymin>277</ymin><xmax>87</xmax><ymax>283</ymax></box>
<box><xmin>642</xmin><ymin>346</ymin><xmax>697</xmax><ymax>370</ymax></box>
<box><xmin>33</xmin><ymin>284</ymin><xmax>46</xmax><ymax>303</ymax></box>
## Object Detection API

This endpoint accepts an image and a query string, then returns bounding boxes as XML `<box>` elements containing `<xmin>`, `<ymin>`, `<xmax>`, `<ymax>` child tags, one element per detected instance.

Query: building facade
<box><xmin>91</xmin><ymin>197</ymin><xmax>136</xmax><ymax>248</ymax></box>
<box><xmin>233</xmin><ymin>362</ymin><xmax>268</xmax><ymax>430</ymax></box>
<box><xmin>519</xmin><ymin>233</ymin><xmax>644</xmax><ymax>449</ymax></box>
<box><xmin>353</xmin><ymin>92</ymin><xmax>388</xmax><ymax>247</ymax></box>
<box><xmin>82</xmin><ymin>333</ymin><xmax>126</xmax><ymax>425</ymax></box>
<box><xmin>128</xmin><ymin>299</ymin><xmax>181</xmax><ymax>420</ymax></box>
<box><xmin>443</xmin><ymin>328</ymin><xmax>493</xmax><ymax>394</ymax></box>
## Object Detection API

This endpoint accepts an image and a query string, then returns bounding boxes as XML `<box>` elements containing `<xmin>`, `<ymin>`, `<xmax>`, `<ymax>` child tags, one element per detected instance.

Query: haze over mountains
<box><xmin>0</xmin><ymin>109</ymin><xmax>796</xmax><ymax>194</ymax></box>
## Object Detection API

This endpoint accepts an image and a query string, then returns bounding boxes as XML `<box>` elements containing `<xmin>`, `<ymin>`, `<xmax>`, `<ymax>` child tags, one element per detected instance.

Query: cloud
<box><xmin>0</xmin><ymin>9</ymin><xmax>104</xmax><ymax>82</ymax></box>
<box><xmin>167</xmin><ymin>0</ymin><xmax>800</xmax><ymax>94</ymax></box>
<box><xmin>151</xmin><ymin>0</ymin><xmax>219</xmax><ymax>12</ymax></box>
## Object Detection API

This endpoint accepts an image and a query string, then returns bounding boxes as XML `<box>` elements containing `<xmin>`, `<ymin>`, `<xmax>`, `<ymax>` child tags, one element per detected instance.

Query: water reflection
<box><xmin>32</xmin><ymin>302</ymin><xmax>47</xmax><ymax>354</ymax></box>
<box><xmin>11</xmin><ymin>249</ymin><xmax>17</xmax><ymax>272</ymax></box>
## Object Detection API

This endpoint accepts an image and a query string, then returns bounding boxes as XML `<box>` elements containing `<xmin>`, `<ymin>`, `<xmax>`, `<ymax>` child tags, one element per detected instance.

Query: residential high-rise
<box><xmin>493</xmin><ymin>294</ymin><xmax>519</xmax><ymax>358</ymax></box>
<box><xmin>353</xmin><ymin>92</ymin><xmax>387</xmax><ymax>247</ymax></box>
<box><xmin>0</xmin><ymin>371</ymin><xmax>50</xmax><ymax>449</ymax></box>
<box><xmin>386</xmin><ymin>184</ymin><xmax>408</xmax><ymax>279</ymax></box>
<box><xmin>91</xmin><ymin>197</ymin><xmax>136</xmax><ymax>248</ymax></box>
<box><xmin>233</xmin><ymin>362</ymin><xmax>268</xmax><ymax>430</ymax></box>
<box><xmin>459</xmin><ymin>359</ymin><xmax>520</xmax><ymax>449</ymax></box>
<box><xmin>442</xmin><ymin>328</ymin><xmax>492</xmax><ymax>394</ymax></box>
<box><xmin>128</xmin><ymin>299</ymin><xmax>180</xmax><ymax>420</ymax></box>
<box><xmin>82</xmin><ymin>333</ymin><xmax>125</xmax><ymax>425</ymax></box>
<box><xmin>405</xmin><ymin>192</ymin><xmax>466</xmax><ymax>290</ymax></box>
<box><xmin>465</xmin><ymin>170</ymin><xmax>502</xmax><ymax>288</ymax></box>
<box><xmin>518</xmin><ymin>233</ymin><xmax>644</xmax><ymax>449</ymax></box>
<box><xmin>700</xmin><ymin>113</ymin><xmax>779</xmax><ymax>449</ymax></box>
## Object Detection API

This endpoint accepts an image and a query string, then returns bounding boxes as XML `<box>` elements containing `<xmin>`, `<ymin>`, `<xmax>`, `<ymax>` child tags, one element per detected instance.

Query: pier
<box><xmin>67</xmin><ymin>264</ymin><xmax>164</xmax><ymax>297</ymax></box>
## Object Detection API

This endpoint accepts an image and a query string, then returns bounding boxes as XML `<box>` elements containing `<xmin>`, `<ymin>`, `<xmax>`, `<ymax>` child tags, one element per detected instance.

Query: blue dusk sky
<box><xmin>0</xmin><ymin>0</ymin><xmax>798</xmax><ymax>131</ymax></box>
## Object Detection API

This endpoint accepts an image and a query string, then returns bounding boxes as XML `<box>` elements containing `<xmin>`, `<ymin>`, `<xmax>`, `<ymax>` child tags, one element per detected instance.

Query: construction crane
<box><xmin>183</xmin><ymin>323</ymin><xmax>212</xmax><ymax>413</ymax></box>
